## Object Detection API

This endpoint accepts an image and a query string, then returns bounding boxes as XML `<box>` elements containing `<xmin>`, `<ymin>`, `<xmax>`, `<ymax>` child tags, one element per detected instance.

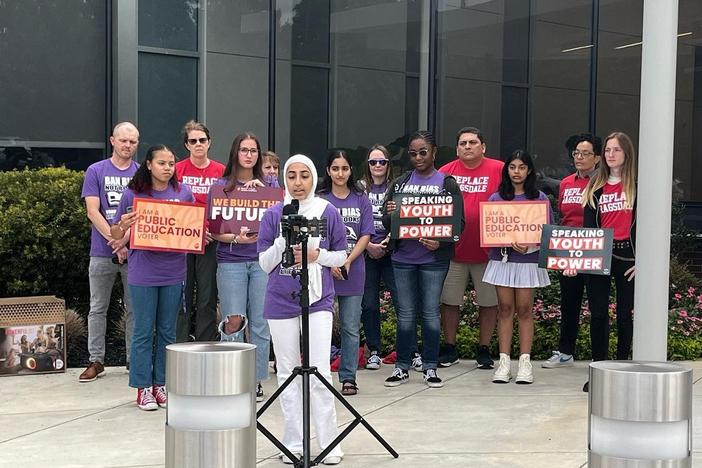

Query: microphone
<box><xmin>283</xmin><ymin>198</ymin><xmax>299</xmax><ymax>215</ymax></box>
<box><xmin>281</xmin><ymin>199</ymin><xmax>300</xmax><ymax>267</ymax></box>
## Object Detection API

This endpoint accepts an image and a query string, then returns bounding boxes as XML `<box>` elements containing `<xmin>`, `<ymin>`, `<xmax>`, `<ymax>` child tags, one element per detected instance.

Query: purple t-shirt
<box><xmin>368</xmin><ymin>183</ymin><xmax>388</xmax><ymax>243</ymax></box>
<box><xmin>81</xmin><ymin>158</ymin><xmax>139</xmax><ymax>257</ymax></box>
<box><xmin>487</xmin><ymin>191</ymin><xmax>553</xmax><ymax>264</ymax></box>
<box><xmin>115</xmin><ymin>184</ymin><xmax>195</xmax><ymax>286</ymax></box>
<box><xmin>257</xmin><ymin>202</ymin><xmax>347</xmax><ymax>319</ymax></box>
<box><xmin>321</xmin><ymin>191</ymin><xmax>375</xmax><ymax>296</ymax></box>
<box><xmin>391</xmin><ymin>170</ymin><xmax>446</xmax><ymax>265</ymax></box>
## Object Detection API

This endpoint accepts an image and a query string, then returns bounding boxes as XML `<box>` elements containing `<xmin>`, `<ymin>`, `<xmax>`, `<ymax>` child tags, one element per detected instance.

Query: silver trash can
<box><xmin>588</xmin><ymin>361</ymin><xmax>693</xmax><ymax>467</ymax></box>
<box><xmin>165</xmin><ymin>342</ymin><xmax>256</xmax><ymax>468</ymax></box>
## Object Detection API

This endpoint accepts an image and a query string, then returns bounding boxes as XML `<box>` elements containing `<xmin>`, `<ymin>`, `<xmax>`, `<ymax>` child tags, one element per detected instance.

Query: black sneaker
<box><xmin>438</xmin><ymin>344</ymin><xmax>459</xmax><ymax>367</ymax></box>
<box><xmin>476</xmin><ymin>345</ymin><xmax>494</xmax><ymax>369</ymax></box>
<box><xmin>256</xmin><ymin>382</ymin><xmax>264</xmax><ymax>402</ymax></box>
<box><xmin>582</xmin><ymin>381</ymin><xmax>589</xmax><ymax>393</ymax></box>
<box><xmin>423</xmin><ymin>369</ymin><xmax>444</xmax><ymax>388</ymax></box>
<box><xmin>384</xmin><ymin>367</ymin><xmax>409</xmax><ymax>387</ymax></box>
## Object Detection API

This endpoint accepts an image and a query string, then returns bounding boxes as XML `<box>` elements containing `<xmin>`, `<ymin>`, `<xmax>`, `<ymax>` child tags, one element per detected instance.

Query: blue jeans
<box><xmin>361</xmin><ymin>254</ymin><xmax>398</xmax><ymax>353</ymax></box>
<box><xmin>128</xmin><ymin>283</ymin><xmax>182</xmax><ymax>388</ymax></box>
<box><xmin>217</xmin><ymin>261</ymin><xmax>271</xmax><ymax>382</ymax></box>
<box><xmin>338</xmin><ymin>295</ymin><xmax>363</xmax><ymax>383</ymax></box>
<box><xmin>392</xmin><ymin>259</ymin><xmax>449</xmax><ymax>371</ymax></box>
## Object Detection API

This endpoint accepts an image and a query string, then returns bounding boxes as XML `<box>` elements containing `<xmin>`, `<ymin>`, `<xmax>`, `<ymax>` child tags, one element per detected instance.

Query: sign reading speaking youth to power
<box><xmin>390</xmin><ymin>193</ymin><xmax>461</xmax><ymax>241</ymax></box>
<box><xmin>130</xmin><ymin>199</ymin><xmax>207</xmax><ymax>254</ymax></box>
<box><xmin>208</xmin><ymin>185</ymin><xmax>284</xmax><ymax>234</ymax></box>
<box><xmin>479</xmin><ymin>200</ymin><xmax>549</xmax><ymax>247</ymax></box>
<box><xmin>538</xmin><ymin>225</ymin><xmax>613</xmax><ymax>275</ymax></box>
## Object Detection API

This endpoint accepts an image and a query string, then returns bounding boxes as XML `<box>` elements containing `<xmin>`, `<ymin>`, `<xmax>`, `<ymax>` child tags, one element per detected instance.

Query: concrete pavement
<box><xmin>1</xmin><ymin>359</ymin><xmax>700</xmax><ymax>467</ymax></box>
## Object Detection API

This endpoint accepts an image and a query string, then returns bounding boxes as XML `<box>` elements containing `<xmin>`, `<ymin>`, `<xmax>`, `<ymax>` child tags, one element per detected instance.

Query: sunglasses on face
<box><xmin>368</xmin><ymin>160</ymin><xmax>389</xmax><ymax>166</ymax></box>
<box><xmin>408</xmin><ymin>149</ymin><xmax>430</xmax><ymax>157</ymax></box>
<box><xmin>187</xmin><ymin>137</ymin><xmax>209</xmax><ymax>145</ymax></box>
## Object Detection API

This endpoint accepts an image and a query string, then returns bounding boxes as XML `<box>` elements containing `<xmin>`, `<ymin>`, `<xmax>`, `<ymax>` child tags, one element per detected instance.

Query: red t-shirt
<box><xmin>439</xmin><ymin>157</ymin><xmax>503</xmax><ymax>263</ymax></box>
<box><xmin>558</xmin><ymin>173</ymin><xmax>589</xmax><ymax>227</ymax></box>
<box><xmin>175</xmin><ymin>158</ymin><xmax>226</xmax><ymax>206</ymax></box>
<box><xmin>599</xmin><ymin>181</ymin><xmax>633</xmax><ymax>240</ymax></box>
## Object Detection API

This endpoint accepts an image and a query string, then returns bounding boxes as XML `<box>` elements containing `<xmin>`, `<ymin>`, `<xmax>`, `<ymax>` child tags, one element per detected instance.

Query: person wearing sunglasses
<box><xmin>542</xmin><ymin>133</ymin><xmax>601</xmax><ymax>371</ymax></box>
<box><xmin>175</xmin><ymin>120</ymin><xmax>225</xmax><ymax>342</ymax></box>
<box><xmin>381</xmin><ymin>131</ymin><xmax>464</xmax><ymax>388</ymax></box>
<box><xmin>437</xmin><ymin>127</ymin><xmax>503</xmax><ymax>370</ymax></box>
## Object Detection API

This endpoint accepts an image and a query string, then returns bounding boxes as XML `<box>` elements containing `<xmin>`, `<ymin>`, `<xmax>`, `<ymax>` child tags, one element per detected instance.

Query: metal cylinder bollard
<box><xmin>165</xmin><ymin>342</ymin><xmax>256</xmax><ymax>468</ymax></box>
<box><xmin>588</xmin><ymin>361</ymin><xmax>693</xmax><ymax>467</ymax></box>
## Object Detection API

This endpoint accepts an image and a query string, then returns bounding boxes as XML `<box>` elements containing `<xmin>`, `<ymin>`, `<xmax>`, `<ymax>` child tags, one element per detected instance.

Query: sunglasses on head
<box><xmin>368</xmin><ymin>160</ymin><xmax>388</xmax><ymax>166</ymax></box>
<box><xmin>187</xmin><ymin>137</ymin><xmax>209</xmax><ymax>145</ymax></box>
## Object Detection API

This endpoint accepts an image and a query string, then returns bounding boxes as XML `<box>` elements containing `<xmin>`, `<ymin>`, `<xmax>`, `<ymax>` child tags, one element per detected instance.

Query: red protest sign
<box><xmin>208</xmin><ymin>185</ymin><xmax>284</xmax><ymax>234</ymax></box>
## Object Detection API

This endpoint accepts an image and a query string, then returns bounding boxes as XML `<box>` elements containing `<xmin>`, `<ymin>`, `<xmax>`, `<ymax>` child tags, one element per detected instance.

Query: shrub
<box><xmin>0</xmin><ymin>168</ymin><xmax>90</xmax><ymax>308</ymax></box>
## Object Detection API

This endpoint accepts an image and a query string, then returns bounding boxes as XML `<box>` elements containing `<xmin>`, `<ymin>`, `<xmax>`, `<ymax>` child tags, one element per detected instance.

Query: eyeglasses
<box><xmin>239</xmin><ymin>148</ymin><xmax>259</xmax><ymax>155</ymax></box>
<box><xmin>187</xmin><ymin>137</ymin><xmax>209</xmax><ymax>145</ymax></box>
<box><xmin>572</xmin><ymin>150</ymin><xmax>595</xmax><ymax>158</ymax></box>
<box><xmin>408</xmin><ymin>149</ymin><xmax>430</xmax><ymax>158</ymax></box>
<box><xmin>368</xmin><ymin>160</ymin><xmax>389</xmax><ymax>166</ymax></box>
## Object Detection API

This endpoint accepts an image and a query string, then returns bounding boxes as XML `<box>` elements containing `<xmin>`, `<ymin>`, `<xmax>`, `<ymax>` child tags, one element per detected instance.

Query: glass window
<box><xmin>138</xmin><ymin>0</ymin><xmax>199</xmax><ymax>51</ymax></box>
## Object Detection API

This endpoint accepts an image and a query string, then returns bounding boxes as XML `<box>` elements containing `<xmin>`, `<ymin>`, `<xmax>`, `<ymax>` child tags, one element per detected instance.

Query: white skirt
<box><xmin>483</xmin><ymin>260</ymin><xmax>551</xmax><ymax>288</ymax></box>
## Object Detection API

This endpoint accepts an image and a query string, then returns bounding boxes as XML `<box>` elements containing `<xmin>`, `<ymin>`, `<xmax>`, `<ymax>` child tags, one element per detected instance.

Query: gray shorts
<box><xmin>440</xmin><ymin>260</ymin><xmax>498</xmax><ymax>307</ymax></box>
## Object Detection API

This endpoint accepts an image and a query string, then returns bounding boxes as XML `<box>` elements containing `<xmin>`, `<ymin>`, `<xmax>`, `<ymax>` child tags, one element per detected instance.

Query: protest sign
<box><xmin>479</xmin><ymin>200</ymin><xmax>549</xmax><ymax>247</ymax></box>
<box><xmin>538</xmin><ymin>225</ymin><xmax>613</xmax><ymax>275</ymax></box>
<box><xmin>208</xmin><ymin>185</ymin><xmax>284</xmax><ymax>234</ymax></box>
<box><xmin>390</xmin><ymin>193</ymin><xmax>461</xmax><ymax>241</ymax></box>
<box><xmin>130</xmin><ymin>199</ymin><xmax>206</xmax><ymax>254</ymax></box>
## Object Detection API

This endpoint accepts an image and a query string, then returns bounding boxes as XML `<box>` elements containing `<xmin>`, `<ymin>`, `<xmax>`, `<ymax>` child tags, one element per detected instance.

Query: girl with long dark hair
<box><xmin>483</xmin><ymin>150</ymin><xmax>551</xmax><ymax>385</ymax></box>
<box><xmin>112</xmin><ymin>145</ymin><xmax>194</xmax><ymax>411</ymax></box>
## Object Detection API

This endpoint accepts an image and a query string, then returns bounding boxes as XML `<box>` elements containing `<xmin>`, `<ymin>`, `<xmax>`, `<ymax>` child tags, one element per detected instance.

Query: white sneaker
<box><xmin>322</xmin><ymin>455</ymin><xmax>343</xmax><ymax>465</ymax></box>
<box><xmin>542</xmin><ymin>350</ymin><xmax>574</xmax><ymax>368</ymax></box>
<box><xmin>411</xmin><ymin>353</ymin><xmax>423</xmax><ymax>372</ymax></box>
<box><xmin>515</xmin><ymin>353</ymin><xmax>534</xmax><ymax>384</ymax></box>
<box><xmin>365</xmin><ymin>351</ymin><xmax>382</xmax><ymax>370</ymax></box>
<box><xmin>492</xmin><ymin>353</ymin><xmax>511</xmax><ymax>383</ymax></box>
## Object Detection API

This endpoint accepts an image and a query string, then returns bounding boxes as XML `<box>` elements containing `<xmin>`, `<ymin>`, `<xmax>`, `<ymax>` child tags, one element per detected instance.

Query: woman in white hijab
<box><xmin>258</xmin><ymin>155</ymin><xmax>347</xmax><ymax>465</ymax></box>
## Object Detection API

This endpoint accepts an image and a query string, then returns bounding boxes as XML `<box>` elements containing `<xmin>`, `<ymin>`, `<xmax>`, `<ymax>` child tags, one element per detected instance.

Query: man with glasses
<box><xmin>79</xmin><ymin>122</ymin><xmax>140</xmax><ymax>382</ymax></box>
<box><xmin>175</xmin><ymin>120</ymin><xmax>225</xmax><ymax>342</ymax></box>
<box><xmin>438</xmin><ymin>127</ymin><xmax>503</xmax><ymax>369</ymax></box>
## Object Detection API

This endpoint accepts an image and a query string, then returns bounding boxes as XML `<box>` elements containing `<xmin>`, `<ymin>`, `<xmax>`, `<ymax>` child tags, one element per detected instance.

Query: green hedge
<box><xmin>0</xmin><ymin>168</ymin><xmax>91</xmax><ymax>308</ymax></box>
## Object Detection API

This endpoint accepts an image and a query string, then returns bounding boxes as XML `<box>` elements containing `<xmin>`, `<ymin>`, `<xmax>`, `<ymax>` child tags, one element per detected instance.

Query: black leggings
<box><xmin>558</xmin><ymin>272</ymin><xmax>585</xmax><ymax>355</ymax></box>
<box><xmin>585</xmin><ymin>247</ymin><xmax>635</xmax><ymax>361</ymax></box>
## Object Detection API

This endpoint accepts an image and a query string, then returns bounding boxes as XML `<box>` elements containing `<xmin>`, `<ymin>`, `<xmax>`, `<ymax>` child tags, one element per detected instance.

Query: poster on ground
<box><xmin>129</xmin><ymin>199</ymin><xmax>206</xmax><ymax>254</ymax></box>
<box><xmin>479</xmin><ymin>200</ymin><xmax>549</xmax><ymax>247</ymax></box>
<box><xmin>538</xmin><ymin>225</ymin><xmax>613</xmax><ymax>275</ymax></box>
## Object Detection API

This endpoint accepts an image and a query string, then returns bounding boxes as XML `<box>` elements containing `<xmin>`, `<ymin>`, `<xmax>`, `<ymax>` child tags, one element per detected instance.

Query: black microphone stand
<box><xmin>257</xmin><ymin>226</ymin><xmax>398</xmax><ymax>467</ymax></box>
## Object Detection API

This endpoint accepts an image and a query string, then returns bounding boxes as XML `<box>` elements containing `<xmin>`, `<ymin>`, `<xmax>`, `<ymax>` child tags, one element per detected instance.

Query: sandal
<box><xmin>341</xmin><ymin>380</ymin><xmax>358</xmax><ymax>396</ymax></box>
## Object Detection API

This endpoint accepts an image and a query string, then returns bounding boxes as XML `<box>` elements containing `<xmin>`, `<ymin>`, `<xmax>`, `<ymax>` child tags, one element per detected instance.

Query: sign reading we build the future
<box><xmin>208</xmin><ymin>185</ymin><xmax>284</xmax><ymax>234</ymax></box>
<box><xmin>390</xmin><ymin>193</ymin><xmax>461</xmax><ymax>241</ymax></box>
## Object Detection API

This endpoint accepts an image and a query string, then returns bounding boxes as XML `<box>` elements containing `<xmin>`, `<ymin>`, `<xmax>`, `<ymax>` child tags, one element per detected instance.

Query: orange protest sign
<box><xmin>129</xmin><ymin>199</ymin><xmax>207</xmax><ymax>254</ymax></box>
<box><xmin>479</xmin><ymin>200</ymin><xmax>549</xmax><ymax>247</ymax></box>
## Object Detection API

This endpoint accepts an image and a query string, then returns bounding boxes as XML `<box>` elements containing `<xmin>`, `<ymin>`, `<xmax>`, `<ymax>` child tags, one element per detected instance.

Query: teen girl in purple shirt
<box><xmin>112</xmin><ymin>145</ymin><xmax>194</xmax><ymax>411</ymax></box>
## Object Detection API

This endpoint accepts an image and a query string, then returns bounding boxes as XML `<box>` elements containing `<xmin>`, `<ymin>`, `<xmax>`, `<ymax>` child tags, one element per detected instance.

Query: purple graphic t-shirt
<box><xmin>115</xmin><ymin>184</ymin><xmax>195</xmax><ymax>287</ymax></box>
<box><xmin>321</xmin><ymin>191</ymin><xmax>375</xmax><ymax>296</ymax></box>
<box><xmin>368</xmin><ymin>183</ymin><xmax>388</xmax><ymax>243</ymax></box>
<box><xmin>391</xmin><ymin>170</ymin><xmax>446</xmax><ymax>265</ymax></box>
<box><xmin>81</xmin><ymin>158</ymin><xmax>139</xmax><ymax>257</ymax></box>
<box><xmin>209</xmin><ymin>177</ymin><xmax>282</xmax><ymax>263</ymax></box>
<box><xmin>258</xmin><ymin>202</ymin><xmax>347</xmax><ymax>319</ymax></box>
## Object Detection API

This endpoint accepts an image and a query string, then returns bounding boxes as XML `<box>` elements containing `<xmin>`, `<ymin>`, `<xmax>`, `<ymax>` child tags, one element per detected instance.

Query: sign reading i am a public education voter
<box><xmin>538</xmin><ymin>225</ymin><xmax>613</xmax><ymax>275</ymax></box>
<box><xmin>208</xmin><ymin>185</ymin><xmax>284</xmax><ymax>234</ymax></box>
<box><xmin>390</xmin><ymin>193</ymin><xmax>461</xmax><ymax>241</ymax></box>
<box><xmin>130</xmin><ymin>199</ymin><xmax>207</xmax><ymax>254</ymax></box>
<box><xmin>479</xmin><ymin>200</ymin><xmax>549</xmax><ymax>247</ymax></box>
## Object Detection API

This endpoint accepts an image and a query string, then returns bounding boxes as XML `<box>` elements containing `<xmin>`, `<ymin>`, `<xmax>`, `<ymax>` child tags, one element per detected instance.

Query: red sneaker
<box><xmin>136</xmin><ymin>388</ymin><xmax>158</xmax><ymax>411</ymax></box>
<box><xmin>152</xmin><ymin>385</ymin><xmax>167</xmax><ymax>408</ymax></box>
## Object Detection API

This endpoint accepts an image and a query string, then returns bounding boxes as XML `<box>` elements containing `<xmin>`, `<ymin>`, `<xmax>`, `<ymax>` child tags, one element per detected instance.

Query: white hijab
<box><xmin>283</xmin><ymin>154</ymin><xmax>329</xmax><ymax>304</ymax></box>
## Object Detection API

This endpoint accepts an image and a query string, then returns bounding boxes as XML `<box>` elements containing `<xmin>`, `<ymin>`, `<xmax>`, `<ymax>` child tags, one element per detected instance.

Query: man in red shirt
<box><xmin>175</xmin><ymin>120</ymin><xmax>226</xmax><ymax>342</ymax></box>
<box><xmin>438</xmin><ymin>127</ymin><xmax>503</xmax><ymax>368</ymax></box>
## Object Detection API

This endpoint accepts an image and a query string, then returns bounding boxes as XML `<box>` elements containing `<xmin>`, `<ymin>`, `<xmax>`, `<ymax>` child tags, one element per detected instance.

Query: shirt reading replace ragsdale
<box><xmin>81</xmin><ymin>158</ymin><xmax>140</xmax><ymax>257</ymax></box>
<box><xmin>598</xmin><ymin>181</ymin><xmax>634</xmax><ymax>240</ymax></box>
<box><xmin>258</xmin><ymin>203</ymin><xmax>347</xmax><ymax>319</ymax></box>
<box><xmin>115</xmin><ymin>185</ymin><xmax>195</xmax><ymax>286</ymax></box>
<box><xmin>391</xmin><ymin>170</ymin><xmax>447</xmax><ymax>265</ymax></box>
<box><xmin>558</xmin><ymin>173</ymin><xmax>589</xmax><ymax>228</ymax></box>
<box><xmin>439</xmin><ymin>157</ymin><xmax>503</xmax><ymax>263</ymax></box>
<box><xmin>487</xmin><ymin>191</ymin><xmax>553</xmax><ymax>264</ymax></box>
<box><xmin>321</xmin><ymin>191</ymin><xmax>375</xmax><ymax>296</ymax></box>
<box><xmin>368</xmin><ymin>182</ymin><xmax>388</xmax><ymax>243</ymax></box>
<box><xmin>175</xmin><ymin>158</ymin><xmax>226</xmax><ymax>206</ymax></box>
